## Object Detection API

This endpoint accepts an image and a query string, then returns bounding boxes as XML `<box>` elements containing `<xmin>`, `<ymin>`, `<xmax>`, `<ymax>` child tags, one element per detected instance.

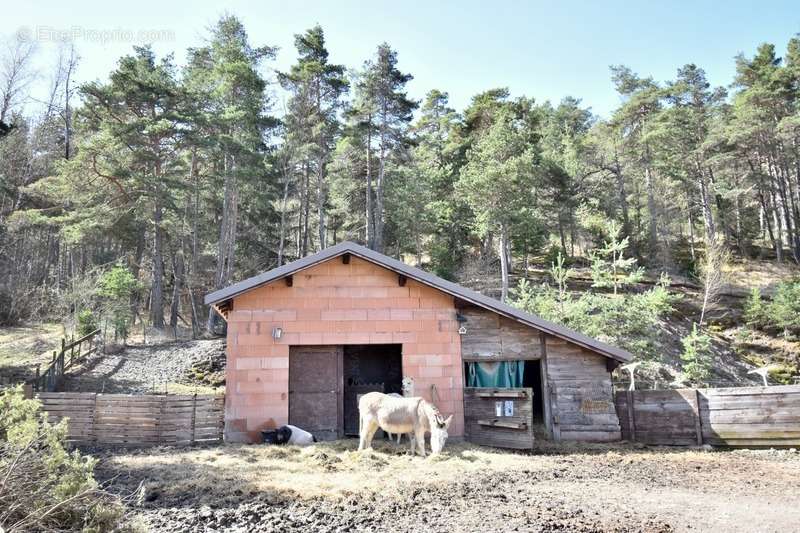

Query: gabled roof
<box><xmin>205</xmin><ymin>241</ymin><xmax>631</xmax><ymax>362</ymax></box>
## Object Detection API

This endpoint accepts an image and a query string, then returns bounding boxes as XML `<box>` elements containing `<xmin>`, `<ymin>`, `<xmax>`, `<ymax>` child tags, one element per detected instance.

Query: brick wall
<box><xmin>225</xmin><ymin>256</ymin><xmax>464</xmax><ymax>443</ymax></box>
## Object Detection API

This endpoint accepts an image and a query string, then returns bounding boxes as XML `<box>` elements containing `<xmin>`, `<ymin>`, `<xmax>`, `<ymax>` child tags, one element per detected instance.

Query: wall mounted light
<box><xmin>272</xmin><ymin>327</ymin><xmax>283</xmax><ymax>340</ymax></box>
<box><xmin>456</xmin><ymin>313</ymin><xmax>467</xmax><ymax>335</ymax></box>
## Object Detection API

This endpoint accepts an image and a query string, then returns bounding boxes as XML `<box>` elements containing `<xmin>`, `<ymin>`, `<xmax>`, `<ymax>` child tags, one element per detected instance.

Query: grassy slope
<box><xmin>0</xmin><ymin>323</ymin><xmax>64</xmax><ymax>384</ymax></box>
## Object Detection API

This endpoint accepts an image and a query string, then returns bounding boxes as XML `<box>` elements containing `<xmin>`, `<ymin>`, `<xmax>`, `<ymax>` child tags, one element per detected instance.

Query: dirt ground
<box><xmin>94</xmin><ymin>439</ymin><xmax>800</xmax><ymax>532</ymax></box>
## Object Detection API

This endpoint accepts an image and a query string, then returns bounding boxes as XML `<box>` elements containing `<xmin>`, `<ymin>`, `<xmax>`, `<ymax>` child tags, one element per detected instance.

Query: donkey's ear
<box><xmin>444</xmin><ymin>415</ymin><xmax>453</xmax><ymax>429</ymax></box>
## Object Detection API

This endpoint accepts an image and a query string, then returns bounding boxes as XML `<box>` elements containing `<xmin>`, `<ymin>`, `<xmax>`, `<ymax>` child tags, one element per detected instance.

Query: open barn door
<box><xmin>463</xmin><ymin>387</ymin><xmax>535</xmax><ymax>449</ymax></box>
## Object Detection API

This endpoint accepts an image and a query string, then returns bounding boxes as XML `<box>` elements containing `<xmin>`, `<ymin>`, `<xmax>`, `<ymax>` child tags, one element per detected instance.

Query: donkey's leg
<box><xmin>358</xmin><ymin>414</ymin><xmax>371</xmax><ymax>451</ymax></box>
<box><xmin>363</xmin><ymin>421</ymin><xmax>380</xmax><ymax>450</ymax></box>
<box><xmin>408</xmin><ymin>434</ymin><xmax>415</xmax><ymax>455</ymax></box>
<box><xmin>414</xmin><ymin>427</ymin><xmax>426</xmax><ymax>457</ymax></box>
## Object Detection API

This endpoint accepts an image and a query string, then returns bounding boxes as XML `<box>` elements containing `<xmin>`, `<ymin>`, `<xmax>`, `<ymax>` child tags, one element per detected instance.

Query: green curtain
<box><xmin>467</xmin><ymin>361</ymin><xmax>525</xmax><ymax>388</ymax></box>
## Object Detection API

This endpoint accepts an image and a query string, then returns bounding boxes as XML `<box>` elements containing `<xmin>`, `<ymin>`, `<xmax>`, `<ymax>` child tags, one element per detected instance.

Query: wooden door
<box><xmin>288</xmin><ymin>345</ymin><xmax>343</xmax><ymax>441</ymax></box>
<box><xmin>463</xmin><ymin>387</ymin><xmax>535</xmax><ymax>449</ymax></box>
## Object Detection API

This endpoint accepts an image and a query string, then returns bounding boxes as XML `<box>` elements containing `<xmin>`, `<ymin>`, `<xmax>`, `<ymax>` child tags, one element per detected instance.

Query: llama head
<box><xmin>401</xmin><ymin>377</ymin><xmax>415</xmax><ymax>396</ymax></box>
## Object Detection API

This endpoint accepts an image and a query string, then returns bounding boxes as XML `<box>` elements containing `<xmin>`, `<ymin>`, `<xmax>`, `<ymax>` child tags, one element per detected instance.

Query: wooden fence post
<box><xmin>92</xmin><ymin>394</ymin><xmax>99</xmax><ymax>444</ymax></box>
<box><xmin>626</xmin><ymin>390</ymin><xmax>637</xmax><ymax>442</ymax></box>
<box><xmin>191</xmin><ymin>394</ymin><xmax>197</xmax><ymax>445</ymax></box>
<box><xmin>157</xmin><ymin>394</ymin><xmax>165</xmax><ymax>443</ymax></box>
<box><xmin>693</xmin><ymin>389</ymin><xmax>704</xmax><ymax>445</ymax></box>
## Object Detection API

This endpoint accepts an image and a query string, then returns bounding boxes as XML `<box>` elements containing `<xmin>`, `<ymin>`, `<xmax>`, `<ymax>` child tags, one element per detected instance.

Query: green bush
<box><xmin>98</xmin><ymin>264</ymin><xmax>140</xmax><ymax>342</ymax></box>
<box><xmin>768</xmin><ymin>363</ymin><xmax>800</xmax><ymax>385</ymax></box>
<box><xmin>0</xmin><ymin>387</ymin><xmax>128</xmax><ymax>532</ymax></box>
<box><xmin>744</xmin><ymin>280</ymin><xmax>800</xmax><ymax>336</ymax></box>
<box><xmin>743</xmin><ymin>287</ymin><xmax>767</xmax><ymax>329</ymax></box>
<box><xmin>770</xmin><ymin>279</ymin><xmax>800</xmax><ymax>335</ymax></box>
<box><xmin>76</xmin><ymin>308</ymin><xmax>99</xmax><ymax>337</ymax></box>
<box><xmin>680</xmin><ymin>323</ymin><xmax>713</xmax><ymax>385</ymax></box>
<box><xmin>510</xmin><ymin>269</ymin><xmax>676</xmax><ymax>360</ymax></box>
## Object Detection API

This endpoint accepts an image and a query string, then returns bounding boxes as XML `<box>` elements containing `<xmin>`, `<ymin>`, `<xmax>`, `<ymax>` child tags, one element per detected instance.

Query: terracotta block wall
<box><xmin>224</xmin><ymin>256</ymin><xmax>464</xmax><ymax>443</ymax></box>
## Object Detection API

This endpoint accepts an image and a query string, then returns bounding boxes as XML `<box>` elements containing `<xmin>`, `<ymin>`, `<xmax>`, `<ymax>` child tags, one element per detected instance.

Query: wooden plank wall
<box><xmin>545</xmin><ymin>337</ymin><xmax>621</xmax><ymax>442</ymax></box>
<box><xmin>460</xmin><ymin>308</ymin><xmax>542</xmax><ymax>360</ymax></box>
<box><xmin>614</xmin><ymin>385</ymin><xmax>800</xmax><ymax>447</ymax></box>
<box><xmin>463</xmin><ymin>387</ymin><xmax>534</xmax><ymax>449</ymax></box>
<box><xmin>38</xmin><ymin>392</ymin><xmax>224</xmax><ymax>446</ymax></box>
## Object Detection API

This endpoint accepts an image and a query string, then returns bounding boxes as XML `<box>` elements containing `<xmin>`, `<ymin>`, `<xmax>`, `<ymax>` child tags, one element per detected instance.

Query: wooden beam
<box><xmin>462</xmin><ymin>354</ymin><xmax>541</xmax><ymax>362</ymax></box>
<box><xmin>398</xmin><ymin>274</ymin><xmax>407</xmax><ymax>287</ymax></box>
<box><xmin>284</xmin><ymin>275</ymin><xmax>293</xmax><ymax>287</ymax></box>
<box><xmin>540</xmin><ymin>332</ymin><xmax>559</xmax><ymax>441</ymax></box>
<box><xmin>342</xmin><ymin>253</ymin><xmax>350</xmax><ymax>264</ymax></box>
<box><xmin>693</xmin><ymin>388</ymin><xmax>704</xmax><ymax>446</ymax></box>
<box><xmin>476</xmin><ymin>390</ymin><xmax>529</xmax><ymax>399</ymax></box>
<box><xmin>626</xmin><ymin>390</ymin><xmax>637</xmax><ymax>442</ymax></box>
<box><xmin>478</xmin><ymin>419</ymin><xmax>528</xmax><ymax>430</ymax></box>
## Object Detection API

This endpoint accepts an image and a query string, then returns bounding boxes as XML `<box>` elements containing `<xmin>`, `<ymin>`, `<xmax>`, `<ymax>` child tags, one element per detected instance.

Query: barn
<box><xmin>205</xmin><ymin>241</ymin><xmax>631</xmax><ymax>447</ymax></box>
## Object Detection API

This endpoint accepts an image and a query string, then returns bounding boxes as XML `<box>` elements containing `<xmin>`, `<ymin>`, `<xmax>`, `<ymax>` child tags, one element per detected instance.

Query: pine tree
<box><xmin>279</xmin><ymin>25</ymin><xmax>348</xmax><ymax>255</ymax></box>
<box><xmin>348</xmin><ymin>44</ymin><xmax>417</xmax><ymax>252</ymax></box>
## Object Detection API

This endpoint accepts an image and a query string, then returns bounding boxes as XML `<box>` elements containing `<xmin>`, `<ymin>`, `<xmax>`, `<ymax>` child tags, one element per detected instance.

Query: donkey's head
<box><xmin>429</xmin><ymin>412</ymin><xmax>454</xmax><ymax>455</ymax></box>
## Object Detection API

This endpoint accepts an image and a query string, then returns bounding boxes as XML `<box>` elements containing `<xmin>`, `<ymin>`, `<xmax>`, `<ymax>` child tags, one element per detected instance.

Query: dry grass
<box><xmin>98</xmin><ymin>438</ymin><xmax>800</xmax><ymax>507</ymax></box>
<box><xmin>0</xmin><ymin>323</ymin><xmax>64</xmax><ymax>381</ymax></box>
<box><xmin>102</xmin><ymin>440</ymin><xmax>536</xmax><ymax>504</ymax></box>
<box><xmin>723</xmin><ymin>257</ymin><xmax>799</xmax><ymax>296</ymax></box>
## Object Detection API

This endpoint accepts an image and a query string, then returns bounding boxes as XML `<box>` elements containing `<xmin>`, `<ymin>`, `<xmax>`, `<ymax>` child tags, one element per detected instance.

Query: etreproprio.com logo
<box><xmin>15</xmin><ymin>25</ymin><xmax>175</xmax><ymax>45</ymax></box>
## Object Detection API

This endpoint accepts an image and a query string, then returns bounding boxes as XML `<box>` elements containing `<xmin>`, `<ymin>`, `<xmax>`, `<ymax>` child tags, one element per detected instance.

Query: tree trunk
<box><xmin>644</xmin><ymin>160</ymin><xmax>658</xmax><ymax>255</ymax></box>
<box><xmin>207</xmin><ymin>153</ymin><xmax>238</xmax><ymax>333</ymax></box>
<box><xmin>170</xmin><ymin>251</ymin><xmax>184</xmax><ymax>331</ymax></box>
<box><xmin>374</xmin><ymin>107</ymin><xmax>387</xmax><ymax>253</ymax></box>
<box><xmin>301</xmin><ymin>161</ymin><xmax>310</xmax><ymax>257</ymax></box>
<box><xmin>278</xmin><ymin>177</ymin><xmax>290</xmax><ymax>266</ymax></box>
<box><xmin>697</xmin><ymin>166</ymin><xmax>717</xmax><ymax>245</ymax></box>
<box><xmin>150</xmin><ymin>176</ymin><xmax>165</xmax><ymax>329</ymax></box>
<box><xmin>499</xmin><ymin>223</ymin><xmax>510</xmax><ymax>302</ymax></box>
<box><xmin>612</xmin><ymin>142</ymin><xmax>632</xmax><ymax>244</ymax></box>
<box><xmin>365</xmin><ymin>116</ymin><xmax>374</xmax><ymax>249</ymax></box>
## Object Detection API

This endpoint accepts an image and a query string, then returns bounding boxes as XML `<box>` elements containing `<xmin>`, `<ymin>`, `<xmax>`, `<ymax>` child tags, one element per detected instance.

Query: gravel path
<box><xmin>64</xmin><ymin>339</ymin><xmax>225</xmax><ymax>393</ymax></box>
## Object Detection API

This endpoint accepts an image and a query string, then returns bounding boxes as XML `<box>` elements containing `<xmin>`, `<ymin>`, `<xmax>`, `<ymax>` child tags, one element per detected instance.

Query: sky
<box><xmin>4</xmin><ymin>0</ymin><xmax>800</xmax><ymax>119</ymax></box>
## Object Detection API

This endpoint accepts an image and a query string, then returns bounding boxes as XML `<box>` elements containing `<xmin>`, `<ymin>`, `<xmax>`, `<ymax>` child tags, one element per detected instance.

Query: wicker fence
<box><xmin>37</xmin><ymin>392</ymin><xmax>224</xmax><ymax>446</ymax></box>
<box><xmin>614</xmin><ymin>385</ymin><xmax>800</xmax><ymax>447</ymax></box>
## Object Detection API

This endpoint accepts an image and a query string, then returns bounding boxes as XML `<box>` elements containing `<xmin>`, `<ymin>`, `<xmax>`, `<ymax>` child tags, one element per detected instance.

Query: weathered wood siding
<box><xmin>460</xmin><ymin>307</ymin><xmax>621</xmax><ymax>443</ymax></box>
<box><xmin>616</xmin><ymin>385</ymin><xmax>800</xmax><ymax>447</ymax></box>
<box><xmin>615</xmin><ymin>389</ymin><xmax>700</xmax><ymax>445</ymax></box>
<box><xmin>545</xmin><ymin>337</ymin><xmax>621</xmax><ymax>442</ymax></box>
<box><xmin>460</xmin><ymin>308</ymin><xmax>542</xmax><ymax>360</ymax></box>
<box><xmin>463</xmin><ymin>387</ymin><xmax>534</xmax><ymax>449</ymax></box>
<box><xmin>38</xmin><ymin>392</ymin><xmax>224</xmax><ymax>446</ymax></box>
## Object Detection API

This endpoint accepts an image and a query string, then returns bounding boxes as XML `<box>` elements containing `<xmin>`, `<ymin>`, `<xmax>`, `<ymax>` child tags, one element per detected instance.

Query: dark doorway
<box><xmin>343</xmin><ymin>344</ymin><xmax>403</xmax><ymax>436</ymax></box>
<box><xmin>522</xmin><ymin>360</ymin><xmax>545</xmax><ymax>423</ymax></box>
<box><xmin>289</xmin><ymin>345</ymin><xmax>343</xmax><ymax>441</ymax></box>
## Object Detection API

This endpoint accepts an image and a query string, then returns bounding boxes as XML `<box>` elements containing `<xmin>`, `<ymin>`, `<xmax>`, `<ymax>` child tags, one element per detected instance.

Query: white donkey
<box><xmin>384</xmin><ymin>377</ymin><xmax>416</xmax><ymax>444</ymax></box>
<box><xmin>358</xmin><ymin>391</ymin><xmax>453</xmax><ymax>456</ymax></box>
